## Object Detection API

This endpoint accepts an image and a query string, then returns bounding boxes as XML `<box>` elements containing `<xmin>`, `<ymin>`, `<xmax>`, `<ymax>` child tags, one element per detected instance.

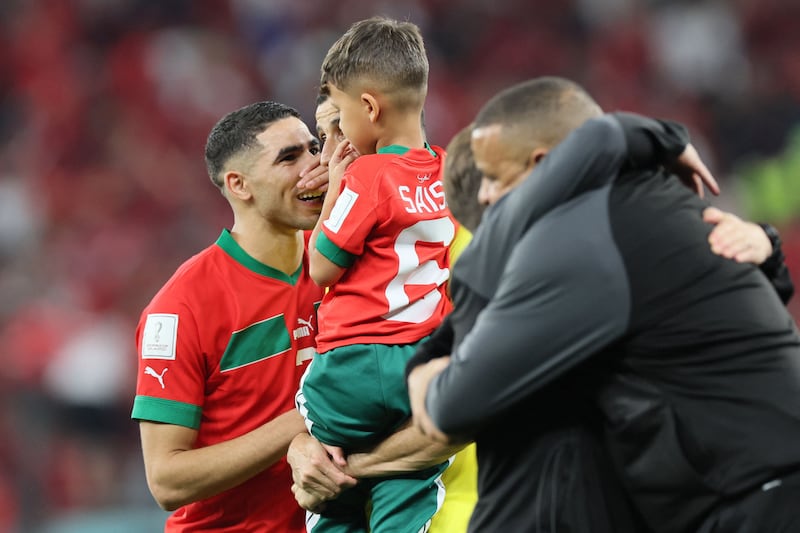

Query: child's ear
<box><xmin>360</xmin><ymin>92</ymin><xmax>380</xmax><ymax>123</ymax></box>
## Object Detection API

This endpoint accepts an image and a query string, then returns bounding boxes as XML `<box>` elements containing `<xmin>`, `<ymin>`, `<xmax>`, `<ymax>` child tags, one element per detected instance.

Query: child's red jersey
<box><xmin>315</xmin><ymin>145</ymin><xmax>456</xmax><ymax>352</ymax></box>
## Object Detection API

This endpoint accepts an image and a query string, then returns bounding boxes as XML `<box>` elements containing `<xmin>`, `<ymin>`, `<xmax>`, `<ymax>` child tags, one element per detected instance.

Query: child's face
<box><xmin>326</xmin><ymin>82</ymin><xmax>376</xmax><ymax>156</ymax></box>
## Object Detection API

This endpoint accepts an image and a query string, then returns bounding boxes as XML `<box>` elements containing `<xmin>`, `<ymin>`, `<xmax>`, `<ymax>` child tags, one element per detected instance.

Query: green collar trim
<box><xmin>216</xmin><ymin>229</ymin><xmax>301</xmax><ymax>284</ymax></box>
<box><xmin>378</xmin><ymin>142</ymin><xmax>437</xmax><ymax>157</ymax></box>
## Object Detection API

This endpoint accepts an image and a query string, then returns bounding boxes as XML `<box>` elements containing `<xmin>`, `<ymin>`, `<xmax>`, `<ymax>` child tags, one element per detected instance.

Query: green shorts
<box><xmin>297</xmin><ymin>339</ymin><xmax>448</xmax><ymax>532</ymax></box>
<box><xmin>298</xmin><ymin>340</ymin><xmax>424</xmax><ymax>449</ymax></box>
<box><xmin>305</xmin><ymin>464</ymin><xmax>449</xmax><ymax>533</ymax></box>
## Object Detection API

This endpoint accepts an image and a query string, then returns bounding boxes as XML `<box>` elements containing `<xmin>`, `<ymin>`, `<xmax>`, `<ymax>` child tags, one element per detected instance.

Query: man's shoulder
<box><xmin>145</xmin><ymin>243</ymin><xmax>225</xmax><ymax>308</ymax></box>
<box><xmin>172</xmin><ymin>242</ymin><xmax>225</xmax><ymax>282</ymax></box>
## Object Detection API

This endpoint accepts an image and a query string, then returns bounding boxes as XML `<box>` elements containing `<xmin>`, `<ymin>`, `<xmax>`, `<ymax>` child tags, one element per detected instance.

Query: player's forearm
<box><xmin>345</xmin><ymin>421</ymin><xmax>463</xmax><ymax>477</ymax></box>
<box><xmin>145</xmin><ymin>410</ymin><xmax>306</xmax><ymax>510</ymax></box>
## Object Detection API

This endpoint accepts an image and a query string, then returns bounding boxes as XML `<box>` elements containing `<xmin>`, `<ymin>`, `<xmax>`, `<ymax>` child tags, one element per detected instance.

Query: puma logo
<box><xmin>297</xmin><ymin>315</ymin><xmax>314</xmax><ymax>331</ymax></box>
<box><xmin>144</xmin><ymin>366</ymin><xmax>168</xmax><ymax>389</ymax></box>
<box><xmin>293</xmin><ymin>315</ymin><xmax>314</xmax><ymax>340</ymax></box>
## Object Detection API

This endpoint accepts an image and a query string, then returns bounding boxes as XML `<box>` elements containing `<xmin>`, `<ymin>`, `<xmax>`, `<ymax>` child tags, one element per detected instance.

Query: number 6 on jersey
<box><xmin>383</xmin><ymin>217</ymin><xmax>455</xmax><ymax>323</ymax></box>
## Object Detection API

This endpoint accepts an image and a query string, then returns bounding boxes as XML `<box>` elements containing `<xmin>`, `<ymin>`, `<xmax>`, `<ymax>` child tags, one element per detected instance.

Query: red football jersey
<box><xmin>132</xmin><ymin>230</ymin><xmax>322</xmax><ymax>532</ymax></box>
<box><xmin>315</xmin><ymin>145</ymin><xmax>456</xmax><ymax>352</ymax></box>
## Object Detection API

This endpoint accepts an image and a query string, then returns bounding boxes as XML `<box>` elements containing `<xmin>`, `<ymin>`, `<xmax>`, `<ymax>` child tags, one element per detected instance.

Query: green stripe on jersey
<box><xmin>316</xmin><ymin>232</ymin><xmax>356</xmax><ymax>267</ymax></box>
<box><xmin>220</xmin><ymin>314</ymin><xmax>291</xmax><ymax>371</ymax></box>
<box><xmin>132</xmin><ymin>395</ymin><xmax>202</xmax><ymax>429</ymax></box>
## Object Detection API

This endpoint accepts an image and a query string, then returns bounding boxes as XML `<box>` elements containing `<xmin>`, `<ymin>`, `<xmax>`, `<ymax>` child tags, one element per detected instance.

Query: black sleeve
<box><xmin>493</xmin><ymin>115</ymin><xmax>629</xmax><ymax>228</ymax></box>
<box><xmin>405</xmin><ymin>283</ymin><xmax>492</xmax><ymax>378</ymax></box>
<box><xmin>512</xmin><ymin>112</ymin><xmax>691</xmax><ymax>210</ymax></box>
<box><xmin>405</xmin><ymin>314</ymin><xmax>454</xmax><ymax>379</ymax></box>
<box><xmin>454</xmin><ymin>116</ymin><xmax>628</xmax><ymax>301</ymax></box>
<box><xmin>613</xmin><ymin>112</ymin><xmax>689</xmax><ymax>171</ymax></box>
<box><xmin>758</xmin><ymin>223</ymin><xmax>795</xmax><ymax>304</ymax></box>
<box><xmin>427</xmin><ymin>191</ymin><xmax>631</xmax><ymax>437</ymax></box>
<box><xmin>457</xmin><ymin>114</ymin><xmax>691</xmax><ymax>301</ymax></box>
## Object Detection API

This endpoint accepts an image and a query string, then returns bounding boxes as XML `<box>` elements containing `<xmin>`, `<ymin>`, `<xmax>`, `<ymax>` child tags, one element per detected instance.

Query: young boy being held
<box><xmin>296</xmin><ymin>16</ymin><xmax>458</xmax><ymax>533</ymax></box>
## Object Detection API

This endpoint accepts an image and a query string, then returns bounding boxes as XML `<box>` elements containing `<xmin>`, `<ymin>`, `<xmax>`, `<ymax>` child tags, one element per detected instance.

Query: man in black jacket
<box><xmin>408</xmin><ymin>76</ymin><xmax>800</xmax><ymax>533</ymax></box>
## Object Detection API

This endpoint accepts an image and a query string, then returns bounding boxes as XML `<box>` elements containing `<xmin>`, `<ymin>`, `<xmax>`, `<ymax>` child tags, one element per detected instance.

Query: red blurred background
<box><xmin>0</xmin><ymin>1</ymin><xmax>797</xmax><ymax>531</ymax></box>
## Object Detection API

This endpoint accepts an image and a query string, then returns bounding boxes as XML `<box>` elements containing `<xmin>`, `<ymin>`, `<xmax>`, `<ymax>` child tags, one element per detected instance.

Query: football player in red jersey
<box><xmin>132</xmin><ymin>101</ymin><xmax>327</xmax><ymax>532</ymax></box>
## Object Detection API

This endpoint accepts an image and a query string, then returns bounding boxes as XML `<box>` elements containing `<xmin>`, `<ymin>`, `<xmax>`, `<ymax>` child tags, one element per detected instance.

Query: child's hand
<box><xmin>287</xmin><ymin>433</ymin><xmax>357</xmax><ymax>512</ymax></box>
<box><xmin>329</xmin><ymin>140</ymin><xmax>360</xmax><ymax>188</ymax></box>
<box><xmin>298</xmin><ymin>159</ymin><xmax>330</xmax><ymax>192</ymax></box>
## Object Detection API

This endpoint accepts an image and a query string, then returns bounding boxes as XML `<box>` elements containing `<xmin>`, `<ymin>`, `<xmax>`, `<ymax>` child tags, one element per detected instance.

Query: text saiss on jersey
<box><xmin>398</xmin><ymin>175</ymin><xmax>447</xmax><ymax>214</ymax></box>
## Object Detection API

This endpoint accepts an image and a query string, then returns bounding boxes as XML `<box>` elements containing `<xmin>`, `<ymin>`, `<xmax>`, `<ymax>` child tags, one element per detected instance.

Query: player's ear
<box><xmin>225</xmin><ymin>171</ymin><xmax>251</xmax><ymax>201</ymax></box>
<box><xmin>360</xmin><ymin>92</ymin><xmax>380</xmax><ymax>123</ymax></box>
<box><xmin>527</xmin><ymin>147</ymin><xmax>549</xmax><ymax>170</ymax></box>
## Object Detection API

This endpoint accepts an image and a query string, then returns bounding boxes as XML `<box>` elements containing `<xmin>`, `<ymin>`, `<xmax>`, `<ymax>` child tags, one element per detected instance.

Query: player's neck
<box><xmin>229</xmin><ymin>222</ymin><xmax>303</xmax><ymax>276</ymax></box>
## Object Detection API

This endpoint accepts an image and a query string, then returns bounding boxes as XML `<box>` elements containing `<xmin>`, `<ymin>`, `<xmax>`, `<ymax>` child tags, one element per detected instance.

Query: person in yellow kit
<box><xmin>428</xmin><ymin>123</ymin><xmax>483</xmax><ymax>532</ymax></box>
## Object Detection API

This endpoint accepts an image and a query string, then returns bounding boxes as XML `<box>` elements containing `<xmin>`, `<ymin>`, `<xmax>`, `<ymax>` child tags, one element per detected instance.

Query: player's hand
<box><xmin>321</xmin><ymin>442</ymin><xmax>348</xmax><ymax>469</ymax></box>
<box><xmin>407</xmin><ymin>356</ymin><xmax>453</xmax><ymax>444</ymax></box>
<box><xmin>291</xmin><ymin>483</ymin><xmax>327</xmax><ymax>513</ymax></box>
<box><xmin>286</xmin><ymin>433</ymin><xmax>357</xmax><ymax>511</ymax></box>
<box><xmin>668</xmin><ymin>143</ymin><xmax>720</xmax><ymax>199</ymax></box>
<box><xmin>298</xmin><ymin>159</ymin><xmax>330</xmax><ymax>192</ymax></box>
<box><xmin>704</xmin><ymin>207</ymin><xmax>773</xmax><ymax>264</ymax></box>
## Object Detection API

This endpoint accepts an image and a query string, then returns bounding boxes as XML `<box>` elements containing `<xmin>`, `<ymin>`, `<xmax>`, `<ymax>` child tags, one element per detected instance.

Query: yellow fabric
<box><xmin>430</xmin><ymin>444</ymin><xmax>478</xmax><ymax>532</ymax></box>
<box><xmin>448</xmin><ymin>224</ymin><xmax>472</xmax><ymax>268</ymax></box>
<box><xmin>431</xmin><ymin>223</ymin><xmax>478</xmax><ymax>533</ymax></box>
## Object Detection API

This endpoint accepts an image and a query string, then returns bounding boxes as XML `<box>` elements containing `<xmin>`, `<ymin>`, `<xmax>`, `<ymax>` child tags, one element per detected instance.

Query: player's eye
<box><xmin>310</xmin><ymin>146</ymin><xmax>321</xmax><ymax>156</ymax></box>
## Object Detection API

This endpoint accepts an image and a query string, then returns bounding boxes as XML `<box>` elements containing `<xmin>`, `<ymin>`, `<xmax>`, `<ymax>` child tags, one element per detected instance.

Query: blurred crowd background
<box><xmin>0</xmin><ymin>0</ymin><xmax>798</xmax><ymax>531</ymax></box>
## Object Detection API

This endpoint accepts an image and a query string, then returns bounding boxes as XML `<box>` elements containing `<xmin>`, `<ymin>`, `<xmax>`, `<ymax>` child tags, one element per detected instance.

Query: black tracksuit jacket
<box><xmin>409</xmin><ymin>113</ymin><xmax>799</xmax><ymax>532</ymax></box>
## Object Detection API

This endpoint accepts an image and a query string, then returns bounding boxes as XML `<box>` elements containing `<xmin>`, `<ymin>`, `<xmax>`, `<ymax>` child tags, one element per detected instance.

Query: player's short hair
<box><xmin>320</xmin><ymin>16</ymin><xmax>428</xmax><ymax>110</ymax></box>
<box><xmin>205</xmin><ymin>101</ymin><xmax>301</xmax><ymax>190</ymax></box>
<box><xmin>474</xmin><ymin>77</ymin><xmax>602</xmax><ymax>151</ymax></box>
<box><xmin>444</xmin><ymin>124</ymin><xmax>486</xmax><ymax>232</ymax></box>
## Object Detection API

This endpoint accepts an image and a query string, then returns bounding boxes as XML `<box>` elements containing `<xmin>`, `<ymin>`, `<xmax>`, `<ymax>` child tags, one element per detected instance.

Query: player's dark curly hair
<box><xmin>205</xmin><ymin>101</ymin><xmax>300</xmax><ymax>191</ymax></box>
